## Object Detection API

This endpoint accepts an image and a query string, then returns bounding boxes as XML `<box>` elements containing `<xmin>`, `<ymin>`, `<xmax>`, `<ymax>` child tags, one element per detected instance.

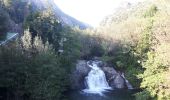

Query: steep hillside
<box><xmin>97</xmin><ymin>0</ymin><xmax>170</xmax><ymax>99</ymax></box>
<box><xmin>0</xmin><ymin>0</ymin><xmax>88</xmax><ymax>34</ymax></box>
<box><xmin>30</xmin><ymin>0</ymin><xmax>89</xmax><ymax>29</ymax></box>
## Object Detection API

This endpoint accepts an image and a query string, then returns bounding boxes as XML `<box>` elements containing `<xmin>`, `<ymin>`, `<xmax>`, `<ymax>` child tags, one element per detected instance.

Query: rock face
<box><xmin>102</xmin><ymin>67</ymin><xmax>117</xmax><ymax>80</ymax></box>
<box><xmin>112</xmin><ymin>74</ymin><xmax>126</xmax><ymax>89</ymax></box>
<box><xmin>70</xmin><ymin>60</ymin><xmax>128</xmax><ymax>90</ymax></box>
<box><xmin>70</xmin><ymin>60</ymin><xmax>90</xmax><ymax>89</ymax></box>
<box><xmin>102</xmin><ymin>67</ymin><xmax>126</xmax><ymax>89</ymax></box>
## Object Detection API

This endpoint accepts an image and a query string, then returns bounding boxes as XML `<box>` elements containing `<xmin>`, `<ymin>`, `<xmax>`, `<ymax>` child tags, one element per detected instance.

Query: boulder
<box><xmin>75</xmin><ymin>60</ymin><xmax>91</xmax><ymax>75</ymax></box>
<box><xmin>102</xmin><ymin>67</ymin><xmax>117</xmax><ymax>80</ymax></box>
<box><xmin>70</xmin><ymin>60</ymin><xmax>90</xmax><ymax>89</ymax></box>
<box><xmin>111</xmin><ymin>74</ymin><xmax>126</xmax><ymax>89</ymax></box>
<box><xmin>102</xmin><ymin>67</ymin><xmax>126</xmax><ymax>89</ymax></box>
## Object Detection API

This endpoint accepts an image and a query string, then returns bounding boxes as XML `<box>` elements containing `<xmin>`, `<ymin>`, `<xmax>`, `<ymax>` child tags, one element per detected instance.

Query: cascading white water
<box><xmin>82</xmin><ymin>61</ymin><xmax>112</xmax><ymax>95</ymax></box>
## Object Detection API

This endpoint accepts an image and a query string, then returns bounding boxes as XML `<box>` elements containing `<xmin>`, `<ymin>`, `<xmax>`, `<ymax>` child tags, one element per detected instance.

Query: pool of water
<box><xmin>67</xmin><ymin>89</ymin><xmax>137</xmax><ymax>100</ymax></box>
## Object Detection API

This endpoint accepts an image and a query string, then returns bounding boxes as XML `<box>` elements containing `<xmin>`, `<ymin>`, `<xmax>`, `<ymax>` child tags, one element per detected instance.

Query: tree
<box><xmin>0</xmin><ymin>8</ymin><xmax>8</xmax><ymax>40</ymax></box>
<box><xmin>0</xmin><ymin>30</ymin><xmax>69</xmax><ymax>100</ymax></box>
<box><xmin>24</xmin><ymin>10</ymin><xmax>62</xmax><ymax>50</ymax></box>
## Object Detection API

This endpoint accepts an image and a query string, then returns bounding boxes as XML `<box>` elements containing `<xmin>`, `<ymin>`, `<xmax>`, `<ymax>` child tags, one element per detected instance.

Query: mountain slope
<box><xmin>30</xmin><ymin>0</ymin><xmax>90</xmax><ymax>29</ymax></box>
<box><xmin>98</xmin><ymin>0</ymin><xmax>170</xmax><ymax>99</ymax></box>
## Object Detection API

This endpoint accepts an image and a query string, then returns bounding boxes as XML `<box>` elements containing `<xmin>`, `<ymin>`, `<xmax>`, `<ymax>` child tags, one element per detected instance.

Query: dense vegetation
<box><xmin>0</xmin><ymin>31</ymin><xmax>69</xmax><ymax>100</ymax></box>
<box><xmin>0</xmin><ymin>0</ymin><xmax>170</xmax><ymax>100</ymax></box>
<box><xmin>87</xmin><ymin>0</ymin><xmax>170</xmax><ymax>99</ymax></box>
<box><xmin>0</xmin><ymin>0</ymin><xmax>81</xmax><ymax>99</ymax></box>
<box><xmin>1</xmin><ymin>0</ymin><xmax>28</xmax><ymax>23</ymax></box>
<box><xmin>0</xmin><ymin>6</ymin><xmax>9</xmax><ymax>40</ymax></box>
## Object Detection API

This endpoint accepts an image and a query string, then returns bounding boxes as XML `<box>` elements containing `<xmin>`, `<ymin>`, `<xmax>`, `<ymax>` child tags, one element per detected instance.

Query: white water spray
<box><xmin>82</xmin><ymin>61</ymin><xmax>112</xmax><ymax>95</ymax></box>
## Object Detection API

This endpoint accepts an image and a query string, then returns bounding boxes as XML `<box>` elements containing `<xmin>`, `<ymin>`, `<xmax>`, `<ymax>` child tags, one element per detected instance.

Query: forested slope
<box><xmin>0</xmin><ymin>0</ymin><xmax>83</xmax><ymax>100</ymax></box>
<box><xmin>96</xmin><ymin>0</ymin><xmax>170</xmax><ymax>99</ymax></box>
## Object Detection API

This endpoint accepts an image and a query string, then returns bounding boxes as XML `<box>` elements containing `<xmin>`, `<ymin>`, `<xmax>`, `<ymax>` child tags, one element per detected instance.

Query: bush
<box><xmin>90</xmin><ymin>45</ymin><xmax>105</xmax><ymax>57</ymax></box>
<box><xmin>135</xmin><ymin>90</ymin><xmax>154</xmax><ymax>100</ymax></box>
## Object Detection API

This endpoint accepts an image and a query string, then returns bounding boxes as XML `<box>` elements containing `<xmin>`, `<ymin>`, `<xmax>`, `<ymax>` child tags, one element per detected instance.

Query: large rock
<box><xmin>102</xmin><ymin>67</ymin><xmax>117</xmax><ymax>80</ymax></box>
<box><xmin>102</xmin><ymin>67</ymin><xmax>126</xmax><ymax>89</ymax></box>
<box><xmin>111</xmin><ymin>74</ymin><xmax>126</xmax><ymax>89</ymax></box>
<box><xmin>70</xmin><ymin>60</ymin><xmax>90</xmax><ymax>89</ymax></box>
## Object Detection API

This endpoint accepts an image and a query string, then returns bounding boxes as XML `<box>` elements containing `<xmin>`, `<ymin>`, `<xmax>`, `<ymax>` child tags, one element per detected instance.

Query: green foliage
<box><xmin>24</xmin><ymin>11</ymin><xmax>62</xmax><ymax>50</ymax></box>
<box><xmin>135</xmin><ymin>90</ymin><xmax>154</xmax><ymax>100</ymax></box>
<box><xmin>0</xmin><ymin>30</ymin><xmax>69</xmax><ymax>100</ymax></box>
<box><xmin>144</xmin><ymin>5</ymin><xmax>158</xmax><ymax>18</ymax></box>
<box><xmin>136</xmin><ymin>51</ymin><xmax>169</xmax><ymax>100</ymax></box>
<box><xmin>24</xmin><ymin>8</ymin><xmax>82</xmax><ymax>72</ymax></box>
<box><xmin>107</xmin><ymin>44</ymin><xmax>143</xmax><ymax>87</ymax></box>
<box><xmin>134</xmin><ymin>4</ymin><xmax>170</xmax><ymax>100</ymax></box>
<box><xmin>26</xmin><ymin>52</ymin><xmax>68</xmax><ymax>100</ymax></box>
<box><xmin>1</xmin><ymin>0</ymin><xmax>169</xmax><ymax>100</ymax></box>
<box><xmin>100</xmin><ymin>56</ymin><xmax>113</xmax><ymax>62</ymax></box>
<box><xmin>135</xmin><ymin>19</ymin><xmax>154</xmax><ymax>60</ymax></box>
<box><xmin>0</xmin><ymin>8</ymin><xmax>8</xmax><ymax>40</ymax></box>
<box><xmin>55</xmin><ymin>27</ymin><xmax>82</xmax><ymax>72</ymax></box>
<box><xmin>2</xmin><ymin>0</ymin><xmax>28</xmax><ymax>23</ymax></box>
<box><xmin>90</xmin><ymin>45</ymin><xmax>105</xmax><ymax>57</ymax></box>
<box><xmin>125</xmin><ymin>66</ymin><xmax>142</xmax><ymax>87</ymax></box>
<box><xmin>88</xmin><ymin>2</ymin><xmax>170</xmax><ymax>99</ymax></box>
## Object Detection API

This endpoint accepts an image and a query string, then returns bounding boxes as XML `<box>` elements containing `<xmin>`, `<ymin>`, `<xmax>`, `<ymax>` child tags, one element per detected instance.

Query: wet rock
<box><xmin>102</xmin><ymin>67</ymin><xmax>117</xmax><ymax>80</ymax></box>
<box><xmin>102</xmin><ymin>67</ymin><xmax>126</xmax><ymax>89</ymax></box>
<box><xmin>76</xmin><ymin>60</ymin><xmax>91</xmax><ymax>75</ymax></box>
<box><xmin>111</xmin><ymin>74</ymin><xmax>126</xmax><ymax>89</ymax></box>
<box><xmin>95</xmin><ymin>60</ymin><xmax>105</xmax><ymax>68</ymax></box>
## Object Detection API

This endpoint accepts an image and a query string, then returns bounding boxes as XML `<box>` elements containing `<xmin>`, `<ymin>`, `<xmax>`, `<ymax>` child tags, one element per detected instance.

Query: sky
<box><xmin>54</xmin><ymin>0</ymin><xmax>143</xmax><ymax>27</ymax></box>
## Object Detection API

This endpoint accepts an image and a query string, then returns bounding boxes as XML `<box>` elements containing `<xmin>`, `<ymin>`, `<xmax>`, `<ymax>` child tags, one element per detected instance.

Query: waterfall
<box><xmin>82</xmin><ymin>61</ymin><xmax>112</xmax><ymax>95</ymax></box>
